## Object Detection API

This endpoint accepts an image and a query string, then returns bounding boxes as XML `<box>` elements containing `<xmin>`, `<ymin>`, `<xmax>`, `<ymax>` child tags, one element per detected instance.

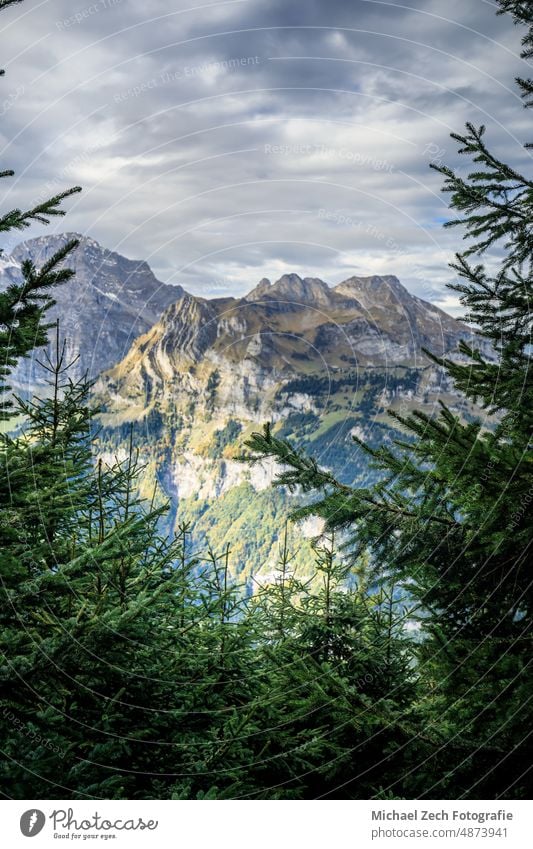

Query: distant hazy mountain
<box><xmin>0</xmin><ymin>233</ymin><xmax>183</xmax><ymax>391</ymax></box>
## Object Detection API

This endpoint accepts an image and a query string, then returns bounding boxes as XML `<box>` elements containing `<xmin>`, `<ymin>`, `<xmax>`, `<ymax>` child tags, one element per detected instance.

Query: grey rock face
<box><xmin>1</xmin><ymin>233</ymin><xmax>183</xmax><ymax>390</ymax></box>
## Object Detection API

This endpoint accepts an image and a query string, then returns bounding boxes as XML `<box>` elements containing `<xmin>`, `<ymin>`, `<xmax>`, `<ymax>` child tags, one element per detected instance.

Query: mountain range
<box><xmin>1</xmin><ymin>234</ymin><xmax>487</xmax><ymax>584</ymax></box>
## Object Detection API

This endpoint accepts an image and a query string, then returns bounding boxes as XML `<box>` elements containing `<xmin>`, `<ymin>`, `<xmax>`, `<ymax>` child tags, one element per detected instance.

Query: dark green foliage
<box><xmin>207</xmin><ymin>419</ymin><xmax>242</xmax><ymax>457</ymax></box>
<box><xmin>497</xmin><ymin>1</ymin><xmax>533</xmax><ymax>108</ymax></box>
<box><xmin>245</xmin><ymin>2</ymin><xmax>533</xmax><ymax>799</ymax></box>
<box><xmin>0</xmin><ymin>1</ymin><xmax>24</xmax><ymax>13</ymax></box>
<box><xmin>432</xmin><ymin>122</ymin><xmax>533</xmax><ymax>265</ymax></box>
<box><xmin>1</xmin><ymin>358</ymin><xmax>415</xmax><ymax>798</ymax></box>
<box><xmin>2</xmin><ymin>0</ymin><xmax>532</xmax><ymax>802</ymax></box>
<box><xmin>0</xmin><ymin>338</ymin><xmax>256</xmax><ymax>798</ymax></box>
<box><xmin>278</xmin><ymin>368</ymin><xmax>421</xmax><ymax>401</ymax></box>
<box><xmin>276</xmin><ymin>410</ymin><xmax>319</xmax><ymax>438</ymax></box>
<box><xmin>0</xmin><ymin>240</ymin><xmax>81</xmax><ymax>418</ymax></box>
<box><xmin>0</xmin><ymin>187</ymin><xmax>82</xmax><ymax>238</ymax></box>
<box><xmin>0</xmin><ymin>0</ymin><xmax>81</xmax><ymax>418</ymax></box>
<box><xmin>431</xmin><ymin>5</ymin><xmax>533</xmax><ymax>262</ymax></box>
<box><xmin>0</xmin><ymin>317</ymin><xmax>417</xmax><ymax>799</ymax></box>
<box><xmin>165</xmin><ymin>535</ymin><xmax>417</xmax><ymax>800</ymax></box>
<box><xmin>206</xmin><ymin>369</ymin><xmax>220</xmax><ymax>411</ymax></box>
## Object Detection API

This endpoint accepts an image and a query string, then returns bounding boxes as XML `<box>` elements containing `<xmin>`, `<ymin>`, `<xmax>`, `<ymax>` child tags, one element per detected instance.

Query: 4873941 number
<box><xmin>455</xmin><ymin>828</ymin><xmax>508</xmax><ymax>838</ymax></box>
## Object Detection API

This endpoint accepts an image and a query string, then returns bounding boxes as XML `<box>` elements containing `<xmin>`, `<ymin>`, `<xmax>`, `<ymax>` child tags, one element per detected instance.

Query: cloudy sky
<box><xmin>1</xmin><ymin>0</ymin><xmax>531</xmax><ymax>308</ymax></box>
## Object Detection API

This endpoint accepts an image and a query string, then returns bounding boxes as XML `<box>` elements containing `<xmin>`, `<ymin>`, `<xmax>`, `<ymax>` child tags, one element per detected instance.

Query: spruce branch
<box><xmin>0</xmin><ymin>186</ymin><xmax>82</xmax><ymax>233</ymax></box>
<box><xmin>244</xmin><ymin>424</ymin><xmax>459</xmax><ymax>529</ymax></box>
<box><xmin>0</xmin><ymin>238</ymin><xmax>79</xmax><ymax>418</ymax></box>
<box><xmin>431</xmin><ymin>124</ymin><xmax>533</xmax><ymax>265</ymax></box>
<box><xmin>497</xmin><ymin>1</ymin><xmax>533</xmax><ymax>106</ymax></box>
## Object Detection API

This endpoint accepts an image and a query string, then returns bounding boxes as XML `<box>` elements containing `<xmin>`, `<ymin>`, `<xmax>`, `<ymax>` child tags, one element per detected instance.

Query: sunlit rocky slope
<box><xmin>2</xmin><ymin>234</ymin><xmax>489</xmax><ymax>583</ymax></box>
<box><xmin>91</xmin><ymin>253</ymin><xmax>488</xmax><ymax>585</ymax></box>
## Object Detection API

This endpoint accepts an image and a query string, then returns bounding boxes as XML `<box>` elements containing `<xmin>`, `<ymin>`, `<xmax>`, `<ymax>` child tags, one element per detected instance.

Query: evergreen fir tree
<box><xmin>245</xmin><ymin>0</ymin><xmax>533</xmax><ymax>799</ymax></box>
<box><xmin>1</xmin><ymin>338</ymin><xmax>267</xmax><ymax>798</ymax></box>
<box><xmin>3</xmin><ymin>0</ymin><xmax>531</xmax><ymax>803</ymax></box>
<box><xmin>218</xmin><ymin>533</ymin><xmax>417</xmax><ymax>800</ymax></box>
<box><xmin>0</xmin><ymin>0</ymin><xmax>81</xmax><ymax>418</ymax></box>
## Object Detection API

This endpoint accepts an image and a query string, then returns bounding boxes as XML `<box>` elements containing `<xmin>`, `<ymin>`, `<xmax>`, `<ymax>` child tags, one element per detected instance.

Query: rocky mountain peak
<box><xmin>245</xmin><ymin>272</ymin><xmax>332</xmax><ymax>307</ymax></box>
<box><xmin>245</xmin><ymin>277</ymin><xmax>272</xmax><ymax>300</ymax></box>
<box><xmin>10</xmin><ymin>232</ymin><xmax>177</xmax><ymax>301</ymax></box>
<box><xmin>12</xmin><ymin>232</ymin><xmax>105</xmax><ymax>264</ymax></box>
<box><xmin>334</xmin><ymin>274</ymin><xmax>409</xmax><ymax>308</ymax></box>
<box><xmin>1</xmin><ymin>233</ymin><xmax>185</xmax><ymax>387</ymax></box>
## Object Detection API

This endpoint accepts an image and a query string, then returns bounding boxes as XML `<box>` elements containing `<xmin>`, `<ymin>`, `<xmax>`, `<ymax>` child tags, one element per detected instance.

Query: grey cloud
<box><xmin>0</xmin><ymin>0</ymin><xmax>530</xmax><ymax>307</ymax></box>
